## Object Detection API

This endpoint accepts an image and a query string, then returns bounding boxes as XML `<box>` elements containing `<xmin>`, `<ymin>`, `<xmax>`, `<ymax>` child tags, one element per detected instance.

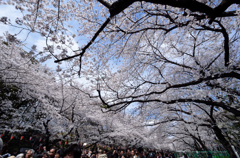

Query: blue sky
<box><xmin>0</xmin><ymin>4</ymin><xmax>87</xmax><ymax>70</ymax></box>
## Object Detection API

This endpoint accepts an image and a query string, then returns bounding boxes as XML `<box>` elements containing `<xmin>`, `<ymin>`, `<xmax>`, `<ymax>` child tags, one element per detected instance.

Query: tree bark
<box><xmin>212</xmin><ymin>125</ymin><xmax>237</xmax><ymax>158</ymax></box>
<box><xmin>43</xmin><ymin>120</ymin><xmax>51</xmax><ymax>151</ymax></box>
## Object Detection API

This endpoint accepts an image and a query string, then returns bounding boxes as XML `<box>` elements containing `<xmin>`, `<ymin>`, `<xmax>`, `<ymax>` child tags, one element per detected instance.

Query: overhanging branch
<box><xmin>54</xmin><ymin>17</ymin><xmax>111</xmax><ymax>63</ymax></box>
<box><xmin>97</xmin><ymin>0</ymin><xmax>111</xmax><ymax>8</ymax></box>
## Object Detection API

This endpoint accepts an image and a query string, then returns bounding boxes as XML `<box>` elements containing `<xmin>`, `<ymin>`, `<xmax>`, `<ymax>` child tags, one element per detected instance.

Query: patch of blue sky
<box><xmin>0</xmin><ymin>6</ymin><xmax>53</xmax><ymax>67</ymax></box>
<box><xmin>0</xmin><ymin>4</ymin><xmax>87</xmax><ymax>72</ymax></box>
<box><xmin>125</xmin><ymin>102</ymin><xmax>140</xmax><ymax>113</ymax></box>
<box><xmin>226</xmin><ymin>3</ymin><xmax>240</xmax><ymax>12</ymax></box>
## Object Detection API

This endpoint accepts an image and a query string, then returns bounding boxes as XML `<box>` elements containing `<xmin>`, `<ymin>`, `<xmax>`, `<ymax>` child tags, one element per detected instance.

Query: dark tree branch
<box><xmin>191</xmin><ymin>11</ymin><xmax>238</xmax><ymax>21</ymax></box>
<box><xmin>111</xmin><ymin>71</ymin><xmax>239</xmax><ymax>100</ymax></box>
<box><xmin>97</xmin><ymin>0</ymin><xmax>111</xmax><ymax>8</ymax></box>
<box><xmin>208</xmin><ymin>0</ymin><xmax>238</xmax><ymax>24</ymax></box>
<box><xmin>215</xmin><ymin>20</ymin><xmax>230</xmax><ymax>66</ymax></box>
<box><xmin>97</xmin><ymin>89</ymin><xmax>110</xmax><ymax>108</ymax></box>
<box><xmin>54</xmin><ymin>17</ymin><xmax>111</xmax><ymax>64</ymax></box>
<box><xmin>34</xmin><ymin>0</ymin><xmax>41</xmax><ymax>27</ymax></box>
<box><xmin>99</xmin><ymin>96</ymin><xmax>240</xmax><ymax>116</ymax></box>
<box><xmin>110</xmin><ymin>0</ymin><xmax>238</xmax><ymax>20</ymax></box>
<box><xmin>144</xmin><ymin>117</ymin><xmax>211</xmax><ymax>127</ymax></box>
<box><xmin>210</xmin><ymin>105</ymin><xmax>214</xmax><ymax>120</ymax></box>
<box><xmin>55</xmin><ymin>0</ymin><xmax>238</xmax><ymax>71</ymax></box>
<box><xmin>206</xmin><ymin>81</ymin><xmax>240</xmax><ymax>96</ymax></box>
<box><xmin>63</xmin><ymin>127</ymin><xmax>74</xmax><ymax>139</ymax></box>
<box><xmin>164</xmin><ymin>99</ymin><xmax>240</xmax><ymax>117</ymax></box>
<box><xmin>43</xmin><ymin>119</ymin><xmax>51</xmax><ymax>150</ymax></box>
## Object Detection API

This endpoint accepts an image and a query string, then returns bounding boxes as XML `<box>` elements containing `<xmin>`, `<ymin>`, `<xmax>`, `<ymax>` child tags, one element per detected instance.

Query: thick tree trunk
<box><xmin>43</xmin><ymin>120</ymin><xmax>51</xmax><ymax>151</ymax></box>
<box><xmin>212</xmin><ymin>125</ymin><xmax>237</xmax><ymax>158</ymax></box>
<box><xmin>198</xmin><ymin>140</ymin><xmax>208</xmax><ymax>151</ymax></box>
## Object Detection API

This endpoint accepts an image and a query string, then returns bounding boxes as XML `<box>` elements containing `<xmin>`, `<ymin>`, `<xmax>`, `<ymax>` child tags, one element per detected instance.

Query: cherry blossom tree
<box><xmin>0</xmin><ymin>36</ymin><xmax>65</xmax><ymax>140</ymax></box>
<box><xmin>1</xmin><ymin>0</ymin><xmax>240</xmax><ymax>156</ymax></box>
<box><xmin>0</xmin><ymin>34</ymin><xmax>152</xmax><ymax>149</ymax></box>
<box><xmin>143</xmin><ymin>102</ymin><xmax>220</xmax><ymax>151</ymax></box>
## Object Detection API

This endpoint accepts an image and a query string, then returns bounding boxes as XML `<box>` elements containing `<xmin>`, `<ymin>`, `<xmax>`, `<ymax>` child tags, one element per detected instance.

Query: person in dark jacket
<box><xmin>63</xmin><ymin>144</ymin><xmax>82</xmax><ymax>158</ymax></box>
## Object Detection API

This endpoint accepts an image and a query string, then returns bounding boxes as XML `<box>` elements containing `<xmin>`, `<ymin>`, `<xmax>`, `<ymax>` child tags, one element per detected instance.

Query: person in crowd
<box><xmin>148</xmin><ymin>150</ymin><xmax>156</xmax><ymax>158</ymax></box>
<box><xmin>49</xmin><ymin>149</ymin><xmax>56</xmax><ymax>158</ymax></box>
<box><xmin>106</xmin><ymin>149</ymin><xmax>112</xmax><ymax>158</ymax></box>
<box><xmin>42</xmin><ymin>147</ymin><xmax>47</xmax><ymax>155</ymax></box>
<box><xmin>182</xmin><ymin>153</ymin><xmax>188</xmax><ymax>158</ymax></box>
<box><xmin>23</xmin><ymin>149</ymin><xmax>35</xmax><ymax>158</ymax></box>
<box><xmin>178</xmin><ymin>153</ymin><xmax>183</xmax><ymax>158</ymax></box>
<box><xmin>81</xmin><ymin>150</ymin><xmax>89</xmax><ymax>158</ymax></box>
<box><xmin>157</xmin><ymin>153</ymin><xmax>162</xmax><ymax>158</ymax></box>
<box><xmin>130</xmin><ymin>150</ymin><xmax>136</xmax><ymax>158</ymax></box>
<box><xmin>98</xmin><ymin>150</ymin><xmax>107</xmax><ymax>158</ymax></box>
<box><xmin>87</xmin><ymin>148</ymin><xmax>92</xmax><ymax>158</ymax></box>
<box><xmin>63</xmin><ymin>144</ymin><xmax>82</xmax><ymax>158</ymax></box>
<box><xmin>36</xmin><ymin>145</ymin><xmax>43</xmax><ymax>155</ymax></box>
<box><xmin>90</xmin><ymin>152</ymin><xmax>96</xmax><ymax>158</ymax></box>
<box><xmin>42</xmin><ymin>153</ymin><xmax>48</xmax><ymax>158</ymax></box>
<box><xmin>118</xmin><ymin>150</ymin><xmax>124</xmax><ymax>158</ymax></box>
<box><xmin>137</xmin><ymin>148</ymin><xmax>144</xmax><ymax>158</ymax></box>
<box><xmin>160</xmin><ymin>152</ymin><xmax>164</xmax><ymax>158</ymax></box>
<box><xmin>169</xmin><ymin>152</ymin><xmax>175</xmax><ymax>158</ymax></box>
<box><xmin>126</xmin><ymin>149</ymin><xmax>131</xmax><ymax>158</ymax></box>
<box><xmin>143</xmin><ymin>152</ymin><xmax>147</xmax><ymax>158</ymax></box>
<box><xmin>54</xmin><ymin>153</ymin><xmax>60</xmax><ymax>158</ymax></box>
<box><xmin>112</xmin><ymin>150</ymin><xmax>118</xmax><ymax>158</ymax></box>
<box><xmin>164</xmin><ymin>153</ymin><xmax>168</xmax><ymax>158</ymax></box>
<box><xmin>16</xmin><ymin>153</ymin><xmax>24</xmax><ymax>158</ymax></box>
<box><xmin>57</xmin><ymin>149</ymin><xmax>65</xmax><ymax>158</ymax></box>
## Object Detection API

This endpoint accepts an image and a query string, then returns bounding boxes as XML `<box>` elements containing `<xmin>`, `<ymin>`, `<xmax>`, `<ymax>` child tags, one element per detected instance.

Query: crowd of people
<box><xmin>1</xmin><ymin>147</ymin><xmax>177</xmax><ymax>158</ymax></box>
<box><xmin>0</xmin><ymin>138</ymin><xmax>180</xmax><ymax>158</ymax></box>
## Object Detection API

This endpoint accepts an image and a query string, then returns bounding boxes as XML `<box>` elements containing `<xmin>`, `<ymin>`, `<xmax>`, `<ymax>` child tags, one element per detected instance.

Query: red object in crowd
<box><xmin>0</xmin><ymin>134</ymin><xmax>3</xmax><ymax>138</ymax></box>
<box><xmin>65</xmin><ymin>142</ymin><xmax>67</xmax><ymax>145</ymax></box>
<box><xmin>29</xmin><ymin>137</ymin><xmax>33</xmax><ymax>141</ymax></box>
<box><xmin>10</xmin><ymin>135</ymin><xmax>14</xmax><ymax>140</ymax></box>
<box><xmin>39</xmin><ymin>138</ymin><xmax>43</xmax><ymax>142</ymax></box>
<box><xmin>59</xmin><ymin>141</ymin><xmax>62</xmax><ymax>145</ymax></box>
<box><xmin>20</xmin><ymin>136</ymin><xmax>24</xmax><ymax>140</ymax></box>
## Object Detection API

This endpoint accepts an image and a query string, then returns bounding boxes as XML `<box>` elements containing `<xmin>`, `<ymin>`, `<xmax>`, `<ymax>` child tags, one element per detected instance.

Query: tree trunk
<box><xmin>212</xmin><ymin>125</ymin><xmax>237</xmax><ymax>158</ymax></box>
<box><xmin>43</xmin><ymin>120</ymin><xmax>51</xmax><ymax>151</ymax></box>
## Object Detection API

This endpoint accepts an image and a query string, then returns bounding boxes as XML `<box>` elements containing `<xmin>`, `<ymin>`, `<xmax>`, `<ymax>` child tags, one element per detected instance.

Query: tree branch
<box><xmin>97</xmin><ymin>0</ymin><xmax>111</xmax><ymax>8</ymax></box>
<box><xmin>54</xmin><ymin>17</ymin><xmax>111</xmax><ymax>63</ymax></box>
<box><xmin>215</xmin><ymin>20</ymin><xmax>229</xmax><ymax>66</ymax></box>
